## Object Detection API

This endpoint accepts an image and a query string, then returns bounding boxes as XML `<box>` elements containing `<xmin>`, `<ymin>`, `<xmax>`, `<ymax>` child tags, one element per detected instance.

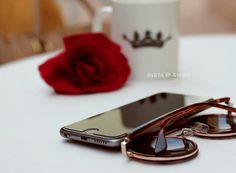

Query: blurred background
<box><xmin>0</xmin><ymin>0</ymin><xmax>236</xmax><ymax>65</ymax></box>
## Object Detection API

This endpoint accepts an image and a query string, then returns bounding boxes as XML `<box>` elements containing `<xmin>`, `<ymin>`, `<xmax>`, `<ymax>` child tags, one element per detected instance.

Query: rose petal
<box><xmin>85</xmin><ymin>49</ymin><xmax>131</xmax><ymax>93</ymax></box>
<box><xmin>39</xmin><ymin>33</ymin><xmax>131</xmax><ymax>95</ymax></box>
<box><xmin>74</xmin><ymin>62</ymin><xmax>95</xmax><ymax>84</ymax></box>
<box><xmin>39</xmin><ymin>52</ymin><xmax>83</xmax><ymax>95</ymax></box>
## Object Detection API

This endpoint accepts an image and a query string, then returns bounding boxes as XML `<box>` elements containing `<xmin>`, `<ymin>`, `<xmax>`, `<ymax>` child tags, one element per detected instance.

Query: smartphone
<box><xmin>60</xmin><ymin>92</ymin><xmax>211</xmax><ymax>147</ymax></box>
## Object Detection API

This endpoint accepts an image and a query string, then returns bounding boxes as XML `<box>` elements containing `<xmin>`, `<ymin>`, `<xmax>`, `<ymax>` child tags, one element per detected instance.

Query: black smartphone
<box><xmin>60</xmin><ymin>92</ymin><xmax>211</xmax><ymax>147</ymax></box>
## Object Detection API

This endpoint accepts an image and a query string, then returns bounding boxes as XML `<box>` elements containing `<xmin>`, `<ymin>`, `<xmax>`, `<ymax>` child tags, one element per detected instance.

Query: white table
<box><xmin>1</xmin><ymin>35</ymin><xmax>236</xmax><ymax>173</ymax></box>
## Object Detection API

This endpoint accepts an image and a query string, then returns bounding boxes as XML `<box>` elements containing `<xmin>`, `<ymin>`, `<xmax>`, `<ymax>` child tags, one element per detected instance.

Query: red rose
<box><xmin>39</xmin><ymin>33</ymin><xmax>130</xmax><ymax>95</ymax></box>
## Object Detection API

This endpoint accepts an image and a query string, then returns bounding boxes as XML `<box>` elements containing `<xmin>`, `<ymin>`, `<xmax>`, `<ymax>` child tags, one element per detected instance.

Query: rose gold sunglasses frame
<box><xmin>121</xmin><ymin>97</ymin><xmax>236</xmax><ymax>162</ymax></box>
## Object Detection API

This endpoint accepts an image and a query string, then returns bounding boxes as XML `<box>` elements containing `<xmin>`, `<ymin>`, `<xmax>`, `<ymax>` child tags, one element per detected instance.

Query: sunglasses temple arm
<box><xmin>213</xmin><ymin>97</ymin><xmax>231</xmax><ymax>104</ymax></box>
<box><xmin>154</xmin><ymin>103</ymin><xmax>213</xmax><ymax>154</ymax></box>
<box><xmin>161</xmin><ymin>101</ymin><xmax>236</xmax><ymax>129</ymax></box>
<box><xmin>127</xmin><ymin>97</ymin><xmax>230</xmax><ymax>141</ymax></box>
<box><xmin>154</xmin><ymin>98</ymin><xmax>235</xmax><ymax>153</ymax></box>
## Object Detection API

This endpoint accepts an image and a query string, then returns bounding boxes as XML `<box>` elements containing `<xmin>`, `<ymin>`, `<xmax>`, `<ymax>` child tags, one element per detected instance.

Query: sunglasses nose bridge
<box><xmin>178</xmin><ymin>128</ymin><xmax>195</xmax><ymax>137</ymax></box>
<box><xmin>178</xmin><ymin>122</ymin><xmax>210</xmax><ymax>137</ymax></box>
<box><xmin>192</xmin><ymin>122</ymin><xmax>209</xmax><ymax>134</ymax></box>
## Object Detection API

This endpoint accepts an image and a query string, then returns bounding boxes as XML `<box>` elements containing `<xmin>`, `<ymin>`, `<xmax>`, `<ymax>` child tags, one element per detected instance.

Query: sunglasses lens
<box><xmin>126</xmin><ymin>135</ymin><xmax>198</xmax><ymax>161</ymax></box>
<box><xmin>187</xmin><ymin>114</ymin><xmax>236</xmax><ymax>137</ymax></box>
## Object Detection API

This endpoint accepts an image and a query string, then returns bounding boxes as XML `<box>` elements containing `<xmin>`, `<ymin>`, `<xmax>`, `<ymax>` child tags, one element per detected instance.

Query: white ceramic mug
<box><xmin>92</xmin><ymin>0</ymin><xmax>179</xmax><ymax>80</ymax></box>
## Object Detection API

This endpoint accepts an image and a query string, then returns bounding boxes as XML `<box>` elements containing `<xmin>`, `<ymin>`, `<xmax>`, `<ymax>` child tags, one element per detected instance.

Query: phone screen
<box><xmin>64</xmin><ymin>93</ymin><xmax>210</xmax><ymax>138</ymax></box>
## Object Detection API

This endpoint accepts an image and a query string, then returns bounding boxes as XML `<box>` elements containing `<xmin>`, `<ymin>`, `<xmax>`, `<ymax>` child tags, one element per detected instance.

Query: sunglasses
<box><xmin>121</xmin><ymin>97</ymin><xmax>236</xmax><ymax>162</ymax></box>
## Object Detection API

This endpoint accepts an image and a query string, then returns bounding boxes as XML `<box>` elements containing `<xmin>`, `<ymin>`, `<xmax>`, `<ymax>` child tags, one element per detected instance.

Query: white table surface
<box><xmin>1</xmin><ymin>35</ymin><xmax>236</xmax><ymax>173</ymax></box>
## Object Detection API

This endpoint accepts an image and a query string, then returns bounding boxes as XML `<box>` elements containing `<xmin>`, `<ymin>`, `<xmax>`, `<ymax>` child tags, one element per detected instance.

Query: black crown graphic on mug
<box><xmin>123</xmin><ymin>30</ymin><xmax>172</xmax><ymax>49</ymax></box>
